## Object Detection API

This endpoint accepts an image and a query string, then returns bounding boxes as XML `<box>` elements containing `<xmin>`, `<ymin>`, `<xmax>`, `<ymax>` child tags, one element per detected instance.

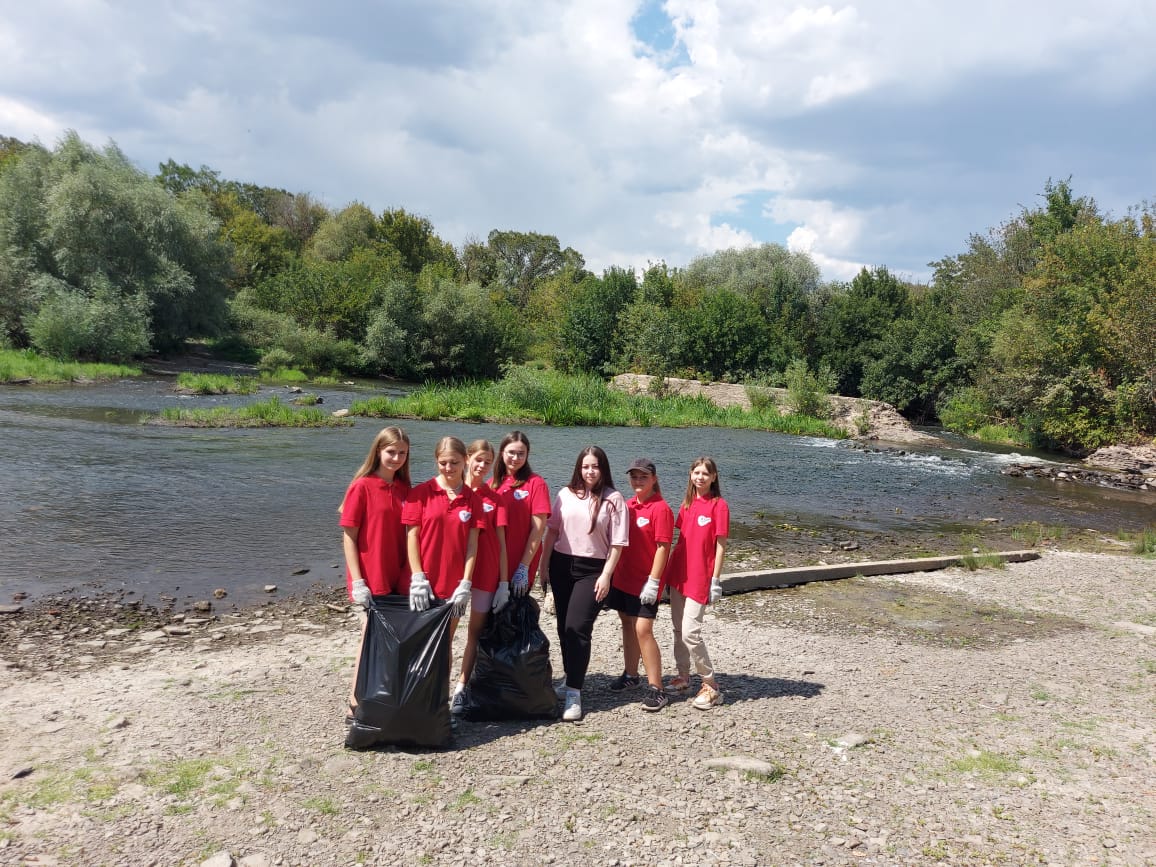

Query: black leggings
<box><xmin>549</xmin><ymin>551</ymin><xmax>605</xmax><ymax>690</ymax></box>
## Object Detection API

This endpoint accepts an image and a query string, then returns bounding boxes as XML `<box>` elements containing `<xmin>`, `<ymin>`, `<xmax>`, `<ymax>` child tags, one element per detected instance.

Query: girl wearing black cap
<box><xmin>605</xmin><ymin>457</ymin><xmax>674</xmax><ymax>712</ymax></box>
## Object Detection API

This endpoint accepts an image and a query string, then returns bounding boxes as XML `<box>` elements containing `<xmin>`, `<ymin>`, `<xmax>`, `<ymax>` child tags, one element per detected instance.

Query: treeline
<box><xmin>0</xmin><ymin>132</ymin><xmax>1153</xmax><ymax>453</ymax></box>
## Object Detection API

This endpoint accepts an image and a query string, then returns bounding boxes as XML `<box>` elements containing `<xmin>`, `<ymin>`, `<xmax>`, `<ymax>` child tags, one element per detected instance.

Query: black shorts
<box><xmin>603</xmin><ymin>585</ymin><xmax>658</xmax><ymax>619</ymax></box>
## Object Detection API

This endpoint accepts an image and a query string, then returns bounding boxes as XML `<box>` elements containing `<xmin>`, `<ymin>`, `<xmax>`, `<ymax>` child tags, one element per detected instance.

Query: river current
<box><xmin>1</xmin><ymin>377</ymin><xmax>1151</xmax><ymax>604</ymax></box>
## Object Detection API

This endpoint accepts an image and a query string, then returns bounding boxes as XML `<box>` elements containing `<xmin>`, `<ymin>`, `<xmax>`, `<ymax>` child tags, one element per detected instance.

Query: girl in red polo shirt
<box><xmin>450</xmin><ymin>439</ymin><xmax>510</xmax><ymax>714</ymax></box>
<box><xmin>664</xmin><ymin>456</ymin><xmax>728</xmax><ymax>710</ymax></box>
<box><xmin>339</xmin><ymin>426</ymin><xmax>412</xmax><ymax>718</ymax></box>
<box><xmin>403</xmin><ymin>437</ymin><xmax>485</xmax><ymax>677</ymax></box>
<box><xmin>606</xmin><ymin>457</ymin><xmax>674</xmax><ymax>712</ymax></box>
<box><xmin>492</xmin><ymin>431</ymin><xmax>551</xmax><ymax>598</ymax></box>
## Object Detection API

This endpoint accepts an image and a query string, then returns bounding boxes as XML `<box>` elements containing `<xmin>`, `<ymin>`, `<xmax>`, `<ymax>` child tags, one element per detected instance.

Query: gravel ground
<box><xmin>1</xmin><ymin>551</ymin><xmax>1154</xmax><ymax>867</ymax></box>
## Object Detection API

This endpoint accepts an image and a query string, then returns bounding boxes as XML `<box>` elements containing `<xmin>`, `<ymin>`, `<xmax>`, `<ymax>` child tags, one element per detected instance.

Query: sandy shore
<box><xmin>1</xmin><ymin>550</ymin><xmax>1154</xmax><ymax>867</ymax></box>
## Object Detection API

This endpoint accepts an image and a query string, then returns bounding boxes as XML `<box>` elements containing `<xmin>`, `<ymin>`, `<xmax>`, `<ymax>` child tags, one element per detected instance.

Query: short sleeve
<box><xmin>608</xmin><ymin>492</ymin><xmax>630</xmax><ymax>547</ymax></box>
<box><xmin>529</xmin><ymin>476</ymin><xmax>551</xmax><ymax>516</ymax></box>
<box><xmin>654</xmin><ymin>501</ymin><xmax>675</xmax><ymax>544</ymax></box>
<box><xmin>401</xmin><ymin>485</ymin><xmax>424</xmax><ymax>526</ymax></box>
<box><xmin>339</xmin><ymin>481</ymin><xmax>366</xmax><ymax>528</ymax></box>
<box><xmin>715</xmin><ymin>499</ymin><xmax>731</xmax><ymax>538</ymax></box>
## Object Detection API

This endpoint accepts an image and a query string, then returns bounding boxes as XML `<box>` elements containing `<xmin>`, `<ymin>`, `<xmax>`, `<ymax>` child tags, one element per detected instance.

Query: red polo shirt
<box><xmin>612</xmin><ymin>493</ymin><xmax>674</xmax><ymax>596</ymax></box>
<box><xmin>402</xmin><ymin>479</ymin><xmax>486</xmax><ymax>598</ymax></box>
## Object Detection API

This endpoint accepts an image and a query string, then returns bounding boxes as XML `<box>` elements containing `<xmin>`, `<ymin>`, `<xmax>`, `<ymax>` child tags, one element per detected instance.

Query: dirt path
<box><xmin>2</xmin><ymin>551</ymin><xmax>1154</xmax><ymax>866</ymax></box>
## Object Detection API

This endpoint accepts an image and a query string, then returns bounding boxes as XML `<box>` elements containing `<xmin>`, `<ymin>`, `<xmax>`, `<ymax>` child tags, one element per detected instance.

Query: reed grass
<box><xmin>175</xmin><ymin>372</ymin><xmax>259</xmax><ymax>395</ymax></box>
<box><xmin>349</xmin><ymin>367</ymin><xmax>847</xmax><ymax>438</ymax></box>
<box><xmin>0</xmin><ymin>348</ymin><xmax>140</xmax><ymax>383</ymax></box>
<box><xmin>153</xmin><ymin>397</ymin><xmax>351</xmax><ymax>428</ymax></box>
<box><xmin>259</xmin><ymin>368</ymin><xmax>310</xmax><ymax>384</ymax></box>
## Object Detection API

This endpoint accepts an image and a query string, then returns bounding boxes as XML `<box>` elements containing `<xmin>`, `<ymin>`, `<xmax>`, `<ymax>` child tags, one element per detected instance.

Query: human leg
<box><xmin>559</xmin><ymin>556</ymin><xmax>604</xmax><ymax>690</ymax></box>
<box><xmin>668</xmin><ymin>586</ymin><xmax>690</xmax><ymax>680</ymax></box>
<box><xmin>635</xmin><ymin>615</ymin><xmax>662</xmax><ymax>690</ymax></box>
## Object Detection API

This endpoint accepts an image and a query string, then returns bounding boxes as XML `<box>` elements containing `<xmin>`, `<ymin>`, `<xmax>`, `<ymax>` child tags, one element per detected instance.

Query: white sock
<box><xmin>453</xmin><ymin>682</ymin><xmax>465</xmax><ymax>696</ymax></box>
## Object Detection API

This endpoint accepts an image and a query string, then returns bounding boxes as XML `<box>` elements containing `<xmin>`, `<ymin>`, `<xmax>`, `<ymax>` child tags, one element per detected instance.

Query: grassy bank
<box><xmin>151</xmin><ymin>397</ymin><xmax>351</xmax><ymax>428</ymax></box>
<box><xmin>175</xmin><ymin>372</ymin><xmax>259</xmax><ymax>395</ymax></box>
<box><xmin>349</xmin><ymin>368</ymin><xmax>847</xmax><ymax>437</ymax></box>
<box><xmin>0</xmin><ymin>349</ymin><xmax>141</xmax><ymax>384</ymax></box>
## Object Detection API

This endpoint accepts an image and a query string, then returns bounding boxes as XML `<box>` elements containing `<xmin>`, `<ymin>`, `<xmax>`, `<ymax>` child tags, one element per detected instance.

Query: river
<box><xmin>1</xmin><ymin>377</ymin><xmax>1151</xmax><ymax>605</ymax></box>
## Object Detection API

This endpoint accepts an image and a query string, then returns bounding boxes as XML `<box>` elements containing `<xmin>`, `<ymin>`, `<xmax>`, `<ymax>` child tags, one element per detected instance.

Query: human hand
<box><xmin>450</xmin><ymin>579</ymin><xmax>472</xmax><ymax>618</ymax></box>
<box><xmin>409</xmin><ymin>571</ymin><xmax>432</xmax><ymax>612</ymax></box>
<box><xmin>709</xmin><ymin>580</ymin><xmax>723</xmax><ymax>604</ymax></box>
<box><xmin>638</xmin><ymin>577</ymin><xmax>660</xmax><ymax>606</ymax></box>
<box><xmin>492</xmin><ymin>581</ymin><xmax>510</xmax><ymax>613</ymax></box>
<box><xmin>594</xmin><ymin>573</ymin><xmax>611</xmax><ymax>603</ymax></box>
<box><xmin>350</xmin><ymin>579</ymin><xmax>372</xmax><ymax>608</ymax></box>
<box><xmin>511</xmin><ymin>563</ymin><xmax>529</xmax><ymax>597</ymax></box>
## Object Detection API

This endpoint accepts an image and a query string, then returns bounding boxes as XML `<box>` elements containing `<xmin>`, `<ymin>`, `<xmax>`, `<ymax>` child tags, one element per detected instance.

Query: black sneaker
<box><xmin>609</xmin><ymin>672</ymin><xmax>641</xmax><ymax>691</ymax></box>
<box><xmin>450</xmin><ymin>688</ymin><xmax>467</xmax><ymax>715</ymax></box>
<box><xmin>641</xmin><ymin>685</ymin><xmax>669</xmax><ymax>712</ymax></box>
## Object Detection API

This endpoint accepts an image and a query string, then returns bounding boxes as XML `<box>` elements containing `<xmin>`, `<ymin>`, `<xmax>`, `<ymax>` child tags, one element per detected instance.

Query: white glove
<box><xmin>450</xmin><ymin>579</ymin><xmax>472</xmax><ymax>618</ymax></box>
<box><xmin>492</xmin><ymin>581</ymin><xmax>510</xmax><ymax>613</ymax></box>
<box><xmin>638</xmin><ymin>577</ymin><xmax>660</xmax><ymax>606</ymax></box>
<box><xmin>511</xmin><ymin>563</ymin><xmax>529</xmax><ymax>596</ymax></box>
<box><xmin>709</xmin><ymin>580</ymin><xmax>723</xmax><ymax>604</ymax></box>
<box><xmin>409</xmin><ymin>571</ymin><xmax>432</xmax><ymax>612</ymax></box>
<box><xmin>350</xmin><ymin>579</ymin><xmax>372</xmax><ymax>608</ymax></box>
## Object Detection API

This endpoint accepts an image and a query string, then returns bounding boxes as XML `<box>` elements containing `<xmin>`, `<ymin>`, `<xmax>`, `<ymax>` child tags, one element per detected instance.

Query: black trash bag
<box><xmin>461</xmin><ymin>595</ymin><xmax>558</xmax><ymax>721</ymax></box>
<box><xmin>345</xmin><ymin>595</ymin><xmax>454</xmax><ymax>750</ymax></box>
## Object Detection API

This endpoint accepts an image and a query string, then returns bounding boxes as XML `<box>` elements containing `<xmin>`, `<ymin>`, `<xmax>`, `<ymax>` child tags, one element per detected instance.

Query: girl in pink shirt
<box><xmin>540</xmin><ymin>445</ymin><xmax>629</xmax><ymax>721</ymax></box>
<box><xmin>664</xmin><ymin>456</ymin><xmax>729</xmax><ymax>710</ymax></box>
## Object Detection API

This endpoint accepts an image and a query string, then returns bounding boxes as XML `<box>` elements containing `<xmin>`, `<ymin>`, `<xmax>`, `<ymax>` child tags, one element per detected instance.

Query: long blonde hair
<box><xmin>340</xmin><ymin>426</ymin><xmax>411</xmax><ymax>514</ymax></box>
<box><xmin>352</xmin><ymin>426</ymin><xmax>411</xmax><ymax>485</ymax></box>
<box><xmin>681</xmin><ymin>456</ymin><xmax>721</xmax><ymax>512</ymax></box>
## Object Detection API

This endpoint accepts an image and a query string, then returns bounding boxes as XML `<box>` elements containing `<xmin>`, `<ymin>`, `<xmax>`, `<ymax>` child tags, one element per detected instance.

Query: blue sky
<box><xmin>2</xmin><ymin>0</ymin><xmax>1153</xmax><ymax>281</ymax></box>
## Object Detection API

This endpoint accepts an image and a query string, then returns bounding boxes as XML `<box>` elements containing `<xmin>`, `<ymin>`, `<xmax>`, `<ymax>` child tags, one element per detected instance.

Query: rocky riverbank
<box><xmin>2</xmin><ymin>551</ymin><xmax>1154</xmax><ymax>866</ymax></box>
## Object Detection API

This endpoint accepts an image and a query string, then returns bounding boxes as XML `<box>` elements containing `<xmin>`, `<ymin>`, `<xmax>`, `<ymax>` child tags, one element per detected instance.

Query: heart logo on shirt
<box><xmin>636</xmin><ymin>517</ymin><xmax>650</xmax><ymax>527</ymax></box>
<box><xmin>513</xmin><ymin>489</ymin><xmax>529</xmax><ymax>500</ymax></box>
<box><xmin>697</xmin><ymin>515</ymin><xmax>712</xmax><ymax>527</ymax></box>
<box><xmin>459</xmin><ymin>510</ymin><xmax>473</xmax><ymax>522</ymax></box>
<box><xmin>483</xmin><ymin>502</ymin><xmax>495</xmax><ymax>513</ymax></box>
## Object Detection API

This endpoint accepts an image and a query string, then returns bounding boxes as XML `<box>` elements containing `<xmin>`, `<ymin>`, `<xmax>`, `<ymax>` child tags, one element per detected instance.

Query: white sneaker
<box><xmin>562</xmin><ymin>689</ymin><xmax>582</xmax><ymax>721</ymax></box>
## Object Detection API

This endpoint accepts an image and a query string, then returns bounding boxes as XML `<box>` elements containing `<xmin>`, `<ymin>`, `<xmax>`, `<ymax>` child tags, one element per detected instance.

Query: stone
<box><xmin>193</xmin><ymin>601</ymin><xmax>213</xmax><ymax>613</ymax></box>
<box><xmin>0</xmin><ymin>604</ymin><xmax>23</xmax><ymax>615</ymax></box>
<box><xmin>296</xmin><ymin>829</ymin><xmax>319</xmax><ymax>845</ymax></box>
<box><xmin>834</xmin><ymin>732</ymin><xmax>871</xmax><ymax>749</ymax></box>
<box><xmin>162</xmin><ymin>625</ymin><xmax>191</xmax><ymax>636</ymax></box>
<box><xmin>200</xmin><ymin>853</ymin><xmax>235</xmax><ymax>867</ymax></box>
<box><xmin>264</xmin><ymin>585</ymin><xmax>278</xmax><ymax>593</ymax></box>
<box><xmin>703</xmin><ymin>756</ymin><xmax>779</xmax><ymax>776</ymax></box>
<box><xmin>213</xmin><ymin>588</ymin><xmax>228</xmax><ymax>599</ymax></box>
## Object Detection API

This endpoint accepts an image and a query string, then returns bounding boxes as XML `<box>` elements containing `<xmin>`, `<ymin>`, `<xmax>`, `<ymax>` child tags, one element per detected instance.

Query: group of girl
<box><xmin>339</xmin><ymin>427</ymin><xmax>729</xmax><ymax>723</ymax></box>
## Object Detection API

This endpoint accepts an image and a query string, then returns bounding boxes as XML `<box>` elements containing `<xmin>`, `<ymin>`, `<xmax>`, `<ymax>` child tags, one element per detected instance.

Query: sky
<box><xmin>2</xmin><ymin>0</ymin><xmax>1154</xmax><ymax>282</ymax></box>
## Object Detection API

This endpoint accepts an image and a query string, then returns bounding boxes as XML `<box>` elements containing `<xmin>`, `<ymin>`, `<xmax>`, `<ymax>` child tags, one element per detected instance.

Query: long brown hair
<box><xmin>681</xmin><ymin>456</ymin><xmax>721</xmax><ymax>512</ymax></box>
<box><xmin>493</xmin><ymin>430</ymin><xmax>534</xmax><ymax>488</ymax></box>
<box><xmin>340</xmin><ymin>426</ymin><xmax>410</xmax><ymax>513</ymax></box>
<box><xmin>352</xmin><ymin>426</ymin><xmax>411</xmax><ymax>485</ymax></box>
<box><xmin>568</xmin><ymin>445</ymin><xmax>616</xmax><ymax>533</ymax></box>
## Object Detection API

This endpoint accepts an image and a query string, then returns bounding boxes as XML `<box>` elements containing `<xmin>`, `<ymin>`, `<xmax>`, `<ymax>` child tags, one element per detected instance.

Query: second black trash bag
<box><xmin>461</xmin><ymin>595</ymin><xmax>558</xmax><ymax>721</ymax></box>
<box><xmin>345</xmin><ymin>595</ymin><xmax>454</xmax><ymax>750</ymax></box>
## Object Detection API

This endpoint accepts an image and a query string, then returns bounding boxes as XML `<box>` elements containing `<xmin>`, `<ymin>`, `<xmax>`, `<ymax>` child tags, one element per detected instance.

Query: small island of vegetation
<box><xmin>152</xmin><ymin>396</ymin><xmax>351</xmax><ymax>428</ymax></box>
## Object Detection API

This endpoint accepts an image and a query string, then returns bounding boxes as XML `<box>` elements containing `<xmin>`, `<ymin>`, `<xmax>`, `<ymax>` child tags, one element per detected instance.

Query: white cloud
<box><xmin>1</xmin><ymin>0</ymin><xmax>1154</xmax><ymax>280</ymax></box>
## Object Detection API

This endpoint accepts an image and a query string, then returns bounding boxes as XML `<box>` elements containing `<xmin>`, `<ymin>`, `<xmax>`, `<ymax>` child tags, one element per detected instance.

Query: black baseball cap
<box><xmin>627</xmin><ymin>457</ymin><xmax>656</xmax><ymax>475</ymax></box>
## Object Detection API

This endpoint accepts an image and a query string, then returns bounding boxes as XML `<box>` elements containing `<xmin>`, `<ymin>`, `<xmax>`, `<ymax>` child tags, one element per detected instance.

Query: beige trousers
<box><xmin>668</xmin><ymin>586</ymin><xmax>714</xmax><ymax>679</ymax></box>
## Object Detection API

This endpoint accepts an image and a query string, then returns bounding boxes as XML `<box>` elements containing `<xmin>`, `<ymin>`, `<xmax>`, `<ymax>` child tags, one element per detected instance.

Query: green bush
<box><xmin>783</xmin><ymin>359</ymin><xmax>836</xmax><ymax>419</ymax></box>
<box><xmin>28</xmin><ymin>288</ymin><xmax>151</xmax><ymax>362</ymax></box>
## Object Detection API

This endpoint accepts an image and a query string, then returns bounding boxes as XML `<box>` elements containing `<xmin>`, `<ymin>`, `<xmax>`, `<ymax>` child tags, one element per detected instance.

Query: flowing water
<box><xmin>1</xmin><ymin>377</ymin><xmax>1151</xmax><ymax>604</ymax></box>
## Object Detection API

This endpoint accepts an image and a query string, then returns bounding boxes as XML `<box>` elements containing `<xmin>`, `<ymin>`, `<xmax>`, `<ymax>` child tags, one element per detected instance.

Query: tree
<box><xmin>487</xmin><ymin>229</ymin><xmax>585</xmax><ymax>307</ymax></box>
<box><xmin>676</xmin><ymin>289</ymin><xmax>769</xmax><ymax>381</ymax></box>
<box><xmin>378</xmin><ymin>208</ymin><xmax>458</xmax><ymax>276</ymax></box>
<box><xmin>813</xmin><ymin>266</ymin><xmax>911</xmax><ymax>395</ymax></box>
<box><xmin>0</xmin><ymin>131</ymin><xmax>231</xmax><ymax>356</ymax></box>
<box><xmin>554</xmin><ymin>267</ymin><xmax>636</xmax><ymax>373</ymax></box>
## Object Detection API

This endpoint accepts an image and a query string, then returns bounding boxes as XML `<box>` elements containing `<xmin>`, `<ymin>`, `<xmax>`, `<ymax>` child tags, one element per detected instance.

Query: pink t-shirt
<box><xmin>401</xmin><ymin>479</ymin><xmax>486</xmax><ymax>598</ymax></box>
<box><xmin>613</xmin><ymin>493</ymin><xmax>674</xmax><ymax>595</ymax></box>
<box><xmin>339</xmin><ymin>475</ymin><xmax>411</xmax><ymax>597</ymax></box>
<box><xmin>547</xmin><ymin>486</ymin><xmax>629</xmax><ymax>560</ymax></box>
<box><xmin>666</xmin><ymin>495</ymin><xmax>730</xmax><ymax>605</ymax></box>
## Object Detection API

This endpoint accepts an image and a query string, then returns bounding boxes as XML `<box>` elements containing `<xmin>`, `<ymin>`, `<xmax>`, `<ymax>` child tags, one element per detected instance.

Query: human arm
<box><xmin>342</xmin><ymin>526</ymin><xmax>372</xmax><ymax>607</ymax></box>
<box><xmin>594</xmin><ymin>544</ymin><xmax>623</xmax><ymax>603</ymax></box>
<box><xmin>638</xmin><ymin>540</ymin><xmax>671</xmax><ymax>605</ymax></box>
<box><xmin>492</xmin><ymin>526</ymin><xmax>510</xmax><ymax>612</ymax></box>
<box><xmin>709</xmin><ymin>537</ymin><xmax>728</xmax><ymax>603</ymax></box>
<box><xmin>538</xmin><ymin>527</ymin><xmax>558</xmax><ymax>588</ymax></box>
<box><xmin>406</xmin><ymin>525</ymin><xmax>431</xmax><ymax>610</ymax></box>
